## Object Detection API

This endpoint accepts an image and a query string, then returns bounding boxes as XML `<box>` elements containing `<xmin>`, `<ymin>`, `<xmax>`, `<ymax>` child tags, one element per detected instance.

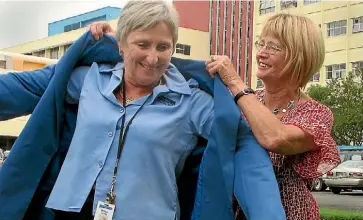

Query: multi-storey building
<box><xmin>48</xmin><ymin>6</ymin><xmax>121</xmax><ymax>36</ymax></box>
<box><xmin>252</xmin><ymin>0</ymin><xmax>363</xmax><ymax>89</ymax></box>
<box><xmin>209</xmin><ymin>1</ymin><xmax>254</xmax><ymax>86</ymax></box>
<box><xmin>174</xmin><ymin>1</ymin><xmax>255</xmax><ymax>86</ymax></box>
<box><xmin>0</xmin><ymin>4</ymin><xmax>210</xmax><ymax>61</ymax></box>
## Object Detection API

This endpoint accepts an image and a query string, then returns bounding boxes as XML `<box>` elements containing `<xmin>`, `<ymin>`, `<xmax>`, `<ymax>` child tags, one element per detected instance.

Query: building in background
<box><xmin>0</xmin><ymin>3</ymin><xmax>210</xmax><ymax>62</ymax></box>
<box><xmin>48</xmin><ymin>6</ymin><xmax>121</xmax><ymax>36</ymax></box>
<box><xmin>0</xmin><ymin>52</ymin><xmax>56</xmax><ymax>150</ymax></box>
<box><xmin>252</xmin><ymin>0</ymin><xmax>363</xmax><ymax>89</ymax></box>
<box><xmin>174</xmin><ymin>1</ymin><xmax>255</xmax><ymax>86</ymax></box>
<box><xmin>210</xmin><ymin>1</ymin><xmax>254</xmax><ymax>86</ymax></box>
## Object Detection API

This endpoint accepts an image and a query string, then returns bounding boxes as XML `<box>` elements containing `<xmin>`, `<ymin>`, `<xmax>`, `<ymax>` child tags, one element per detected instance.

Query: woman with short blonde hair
<box><xmin>207</xmin><ymin>13</ymin><xmax>340</xmax><ymax>219</ymax></box>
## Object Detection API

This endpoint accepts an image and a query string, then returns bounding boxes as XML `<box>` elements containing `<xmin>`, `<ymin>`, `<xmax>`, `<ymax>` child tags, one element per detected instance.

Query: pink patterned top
<box><xmin>235</xmin><ymin>90</ymin><xmax>340</xmax><ymax>220</ymax></box>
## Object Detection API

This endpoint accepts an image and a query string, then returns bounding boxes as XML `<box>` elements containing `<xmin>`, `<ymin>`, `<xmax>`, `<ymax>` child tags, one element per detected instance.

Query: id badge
<box><xmin>94</xmin><ymin>201</ymin><xmax>115</xmax><ymax>220</ymax></box>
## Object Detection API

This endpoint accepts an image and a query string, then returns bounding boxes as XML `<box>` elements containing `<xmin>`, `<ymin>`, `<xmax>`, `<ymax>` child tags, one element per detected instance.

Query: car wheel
<box><xmin>313</xmin><ymin>179</ymin><xmax>326</xmax><ymax>191</ymax></box>
<box><xmin>331</xmin><ymin>187</ymin><xmax>341</xmax><ymax>194</ymax></box>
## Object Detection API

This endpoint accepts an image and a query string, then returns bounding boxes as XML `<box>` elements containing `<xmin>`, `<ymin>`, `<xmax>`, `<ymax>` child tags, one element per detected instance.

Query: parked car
<box><xmin>310</xmin><ymin>147</ymin><xmax>363</xmax><ymax>192</ymax></box>
<box><xmin>311</xmin><ymin>175</ymin><xmax>327</xmax><ymax>191</ymax></box>
<box><xmin>323</xmin><ymin>160</ymin><xmax>363</xmax><ymax>194</ymax></box>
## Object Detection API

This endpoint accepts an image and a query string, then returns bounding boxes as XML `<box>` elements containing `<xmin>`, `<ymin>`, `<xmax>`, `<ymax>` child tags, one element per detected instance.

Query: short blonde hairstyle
<box><xmin>260</xmin><ymin>13</ymin><xmax>325</xmax><ymax>89</ymax></box>
<box><xmin>116</xmin><ymin>0</ymin><xmax>179</xmax><ymax>48</ymax></box>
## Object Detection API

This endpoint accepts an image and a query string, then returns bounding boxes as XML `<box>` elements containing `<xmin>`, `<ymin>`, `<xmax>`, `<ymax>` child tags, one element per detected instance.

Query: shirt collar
<box><xmin>99</xmin><ymin>62</ymin><xmax>191</xmax><ymax>96</ymax></box>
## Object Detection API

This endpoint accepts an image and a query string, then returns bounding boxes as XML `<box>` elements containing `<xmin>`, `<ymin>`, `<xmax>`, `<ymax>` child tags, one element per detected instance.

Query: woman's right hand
<box><xmin>89</xmin><ymin>21</ymin><xmax>116</xmax><ymax>40</ymax></box>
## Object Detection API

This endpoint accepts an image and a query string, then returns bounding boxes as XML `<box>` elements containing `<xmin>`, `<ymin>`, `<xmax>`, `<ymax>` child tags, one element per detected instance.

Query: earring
<box><xmin>119</xmin><ymin>50</ymin><xmax>124</xmax><ymax>56</ymax></box>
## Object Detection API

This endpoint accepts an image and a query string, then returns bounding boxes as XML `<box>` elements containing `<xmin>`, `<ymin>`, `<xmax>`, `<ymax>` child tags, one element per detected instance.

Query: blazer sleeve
<box><xmin>234</xmin><ymin>120</ymin><xmax>286</xmax><ymax>220</ymax></box>
<box><xmin>0</xmin><ymin>65</ymin><xmax>55</xmax><ymax>120</ymax></box>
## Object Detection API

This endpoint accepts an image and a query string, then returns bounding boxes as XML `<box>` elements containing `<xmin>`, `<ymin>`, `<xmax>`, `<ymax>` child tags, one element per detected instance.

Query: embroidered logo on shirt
<box><xmin>156</xmin><ymin>96</ymin><xmax>176</xmax><ymax>106</ymax></box>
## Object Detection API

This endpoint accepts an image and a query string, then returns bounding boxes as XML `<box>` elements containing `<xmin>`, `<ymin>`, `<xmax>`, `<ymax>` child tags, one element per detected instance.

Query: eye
<box><xmin>137</xmin><ymin>42</ymin><xmax>149</xmax><ymax>49</ymax></box>
<box><xmin>270</xmin><ymin>45</ymin><xmax>282</xmax><ymax>52</ymax></box>
<box><xmin>157</xmin><ymin>44</ymin><xmax>171</xmax><ymax>52</ymax></box>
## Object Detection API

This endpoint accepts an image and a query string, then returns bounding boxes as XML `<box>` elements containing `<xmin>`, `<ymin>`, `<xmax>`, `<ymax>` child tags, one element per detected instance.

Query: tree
<box><xmin>307</xmin><ymin>68</ymin><xmax>363</xmax><ymax>146</ymax></box>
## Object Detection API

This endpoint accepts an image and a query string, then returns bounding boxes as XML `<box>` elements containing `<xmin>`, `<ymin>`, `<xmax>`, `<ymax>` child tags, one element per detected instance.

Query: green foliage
<box><xmin>320</xmin><ymin>208</ymin><xmax>363</xmax><ymax>220</ymax></box>
<box><xmin>307</xmin><ymin>68</ymin><xmax>363</xmax><ymax>146</ymax></box>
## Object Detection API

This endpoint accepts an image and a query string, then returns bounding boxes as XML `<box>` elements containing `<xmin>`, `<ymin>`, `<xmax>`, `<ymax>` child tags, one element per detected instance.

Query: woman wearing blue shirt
<box><xmin>0</xmin><ymin>1</ymin><xmax>285</xmax><ymax>220</ymax></box>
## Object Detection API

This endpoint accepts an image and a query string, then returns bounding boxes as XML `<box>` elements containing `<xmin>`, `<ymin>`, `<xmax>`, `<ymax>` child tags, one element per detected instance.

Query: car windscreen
<box><xmin>337</xmin><ymin>160</ymin><xmax>363</xmax><ymax>169</ymax></box>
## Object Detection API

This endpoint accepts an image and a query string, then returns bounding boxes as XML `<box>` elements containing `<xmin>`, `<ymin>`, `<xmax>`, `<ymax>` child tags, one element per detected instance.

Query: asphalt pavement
<box><xmin>313</xmin><ymin>190</ymin><xmax>363</xmax><ymax>211</ymax></box>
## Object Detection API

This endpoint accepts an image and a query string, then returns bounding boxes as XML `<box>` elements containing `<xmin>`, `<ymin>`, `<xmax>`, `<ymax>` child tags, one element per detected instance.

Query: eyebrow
<box><xmin>261</xmin><ymin>40</ymin><xmax>283</xmax><ymax>48</ymax></box>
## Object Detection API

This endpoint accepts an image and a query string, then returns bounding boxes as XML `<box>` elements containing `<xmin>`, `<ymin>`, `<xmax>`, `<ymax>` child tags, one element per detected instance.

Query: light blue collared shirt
<box><xmin>46</xmin><ymin>62</ymin><xmax>215</xmax><ymax>220</ymax></box>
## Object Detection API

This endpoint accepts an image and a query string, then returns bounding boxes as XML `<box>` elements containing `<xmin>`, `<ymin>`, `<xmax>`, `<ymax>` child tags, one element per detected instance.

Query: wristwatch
<box><xmin>234</xmin><ymin>88</ymin><xmax>255</xmax><ymax>104</ymax></box>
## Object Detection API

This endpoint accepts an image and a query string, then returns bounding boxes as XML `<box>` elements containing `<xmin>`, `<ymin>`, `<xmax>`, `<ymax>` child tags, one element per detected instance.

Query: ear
<box><xmin>117</xmin><ymin>41</ymin><xmax>124</xmax><ymax>56</ymax></box>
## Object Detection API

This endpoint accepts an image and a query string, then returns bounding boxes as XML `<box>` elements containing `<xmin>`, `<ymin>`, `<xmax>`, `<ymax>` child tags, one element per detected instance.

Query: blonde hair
<box><xmin>260</xmin><ymin>13</ymin><xmax>325</xmax><ymax>89</ymax></box>
<box><xmin>116</xmin><ymin>0</ymin><xmax>179</xmax><ymax>48</ymax></box>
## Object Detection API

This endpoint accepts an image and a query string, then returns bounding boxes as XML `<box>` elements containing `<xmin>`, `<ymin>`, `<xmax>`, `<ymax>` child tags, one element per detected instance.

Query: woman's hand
<box><xmin>89</xmin><ymin>21</ymin><xmax>116</xmax><ymax>40</ymax></box>
<box><xmin>205</xmin><ymin>55</ymin><xmax>247</xmax><ymax>93</ymax></box>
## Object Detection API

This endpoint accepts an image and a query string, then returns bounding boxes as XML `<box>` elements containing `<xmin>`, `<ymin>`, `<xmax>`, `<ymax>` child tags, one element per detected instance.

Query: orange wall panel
<box><xmin>173</xmin><ymin>1</ymin><xmax>209</xmax><ymax>32</ymax></box>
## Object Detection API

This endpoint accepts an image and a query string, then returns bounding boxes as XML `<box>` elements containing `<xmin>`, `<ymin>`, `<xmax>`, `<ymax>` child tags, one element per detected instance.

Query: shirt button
<box><xmin>98</xmin><ymin>162</ymin><xmax>104</xmax><ymax>168</ymax></box>
<box><xmin>120</xmin><ymin>107</ymin><xmax>125</xmax><ymax>113</ymax></box>
<box><xmin>108</xmin><ymin>132</ymin><xmax>113</xmax><ymax>137</ymax></box>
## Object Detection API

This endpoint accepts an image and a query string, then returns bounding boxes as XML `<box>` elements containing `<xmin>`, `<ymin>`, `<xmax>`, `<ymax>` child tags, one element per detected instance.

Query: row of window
<box><xmin>256</xmin><ymin>61</ymin><xmax>363</xmax><ymax>88</ymax></box>
<box><xmin>260</xmin><ymin>1</ymin><xmax>363</xmax><ymax>35</ymax></box>
<box><xmin>308</xmin><ymin>61</ymin><xmax>363</xmax><ymax>82</ymax></box>
<box><xmin>24</xmin><ymin>43</ymin><xmax>72</xmax><ymax>59</ymax></box>
<box><xmin>309</xmin><ymin>61</ymin><xmax>362</xmax><ymax>82</ymax></box>
<box><xmin>328</xmin><ymin>17</ymin><xmax>363</xmax><ymax>36</ymax></box>
<box><xmin>260</xmin><ymin>0</ymin><xmax>319</xmax><ymax>15</ymax></box>
<box><xmin>64</xmin><ymin>15</ymin><xmax>107</xmax><ymax>33</ymax></box>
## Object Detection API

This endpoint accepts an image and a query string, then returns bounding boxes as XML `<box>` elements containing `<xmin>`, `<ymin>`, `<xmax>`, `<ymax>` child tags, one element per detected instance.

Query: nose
<box><xmin>256</xmin><ymin>49</ymin><xmax>269</xmax><ymax>59</ymax></box>
<box><xmin>145</xmin><ymin>48</ymin><xmax>159</xmax><ymax>65</ymax></box>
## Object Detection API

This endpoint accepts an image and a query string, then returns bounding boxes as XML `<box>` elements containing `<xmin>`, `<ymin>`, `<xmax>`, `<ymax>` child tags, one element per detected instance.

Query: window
<box><xmin>0</xmin><ymin>60</ymin><xmax>6</xmax><ymax>69</ymax></box>
<box><xmin>0</xmin><ymin>136</ymin><xmax>16</xmax><ymax>151</ymax></box>
<box><xmin>353</xmin><ymin>17</ymin><xmax>363</xmax><ymax>33</ymax></box>
<box><xmin>33</xmin><ymin>50</ymin><xmax>45</xmax><ymax>57</ymax></box>
<box><xmin>303</xmin><ymin>0</ymin><xmax>320</xmax><ymax>5</ymax></box>
<box><xmin>175</xmin><ymin>44</ymin><xmax>191</xmax><ymax>55</ymax></box>
<box><xmin>64</xmin><ymin>22</ymin><xmax>81</xmax><ymax>32</ymax></box>
<box><xmin>81</xmin><ymin>15</ymin><xmax>107</xmax><ymax>28</ymax></box>
<box><xmin>259</xmin><ymin>0</ymin><xmax>275</xmax><ymax>15</ymax></box>
<box><xmin>280</xmin><ymin>0</ymin><xmax>297</xmax><ymax>9</ymax></box>
<box><xmin>64</xmin><ymin>44</ymin><xmax>72</xmax><ymax>52</ymax></box>
<box><xmin>352</xmin><ymin>61</ymin><xmax>363</xmax><ymax>74</ymax></box>
<box><xmin>326</xmin><ymin>63</ymin><xmax>346</xmax><ymax>79</ymax></box>
<box><xmin>327</xmin><ymin>20</ymin><xmax>347</xmax><ymax>37</ymax></box>
<box><xmin>310</xmin><ymin>72</ymin><xmax>320</xmax><ymax>82</ymax></box>
<box><xmin>50</xmin><ymin>47</ymin><xmax>59</xmax><ymax>59</ymax></box>
<box><xmin>256</xmin><ymin>79</ymin><xmax>264</xmax><ymax>89</ymax></box>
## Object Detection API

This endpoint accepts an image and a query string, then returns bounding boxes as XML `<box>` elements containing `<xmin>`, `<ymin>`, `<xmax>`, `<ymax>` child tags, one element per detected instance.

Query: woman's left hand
<box><xmin>205</xmin><ymin>55</ymin><xmax>242</xmax><ymax>88</ymax></box>
<box><xmin>89</xmin><ymin>21</ymin><xmax>116</xmax><ymax>40</ymax></box>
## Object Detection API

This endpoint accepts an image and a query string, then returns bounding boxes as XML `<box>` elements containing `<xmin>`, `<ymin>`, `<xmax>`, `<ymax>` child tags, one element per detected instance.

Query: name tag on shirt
<box><xmin>94</xmin><ymin>201</ymin><xmax>115</xmax><ymax>220</ymax></box>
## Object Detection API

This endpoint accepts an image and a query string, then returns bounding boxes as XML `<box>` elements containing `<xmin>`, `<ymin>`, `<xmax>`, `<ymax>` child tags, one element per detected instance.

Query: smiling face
<box><xmin>255</xmin><ymin>35</ymin><xmax>288</xmax><ymax>84</ymax></box>
<box><xmin>119</xmin><ymin>22</ymin><xmax>174</xmax><ymax>87</ymax></box>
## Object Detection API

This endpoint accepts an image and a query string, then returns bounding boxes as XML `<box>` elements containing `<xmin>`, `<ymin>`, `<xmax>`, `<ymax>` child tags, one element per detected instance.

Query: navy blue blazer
<box><xmin>0</xmin><ymin>31</ymin><xmax>285</xmax><ymax>220</ymax></box>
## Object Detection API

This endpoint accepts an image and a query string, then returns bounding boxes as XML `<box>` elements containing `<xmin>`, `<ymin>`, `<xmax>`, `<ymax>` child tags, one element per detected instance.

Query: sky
<box><xmin>0</xmin><ymin>0</ymin><xmax>128</xmax><ymax>49</ymax></box>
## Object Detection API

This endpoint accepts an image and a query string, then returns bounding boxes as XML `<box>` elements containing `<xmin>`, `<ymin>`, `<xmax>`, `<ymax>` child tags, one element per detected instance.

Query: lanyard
<box><xmin>106</xmin><ymin>74</ymin><xmax>151</xmax><ymax>205</ymax></box>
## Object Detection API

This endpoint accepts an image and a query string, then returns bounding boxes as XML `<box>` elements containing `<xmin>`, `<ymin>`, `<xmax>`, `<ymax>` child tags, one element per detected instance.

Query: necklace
<box><xmin>120</xmin><ymin>78</ymin><xmax>162</xmax><ymax>105</ymax></box>
<box><xmin>259</xmin><ymin>90</ymin><xmax>301</xmax><ymax>115</ymax></box>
